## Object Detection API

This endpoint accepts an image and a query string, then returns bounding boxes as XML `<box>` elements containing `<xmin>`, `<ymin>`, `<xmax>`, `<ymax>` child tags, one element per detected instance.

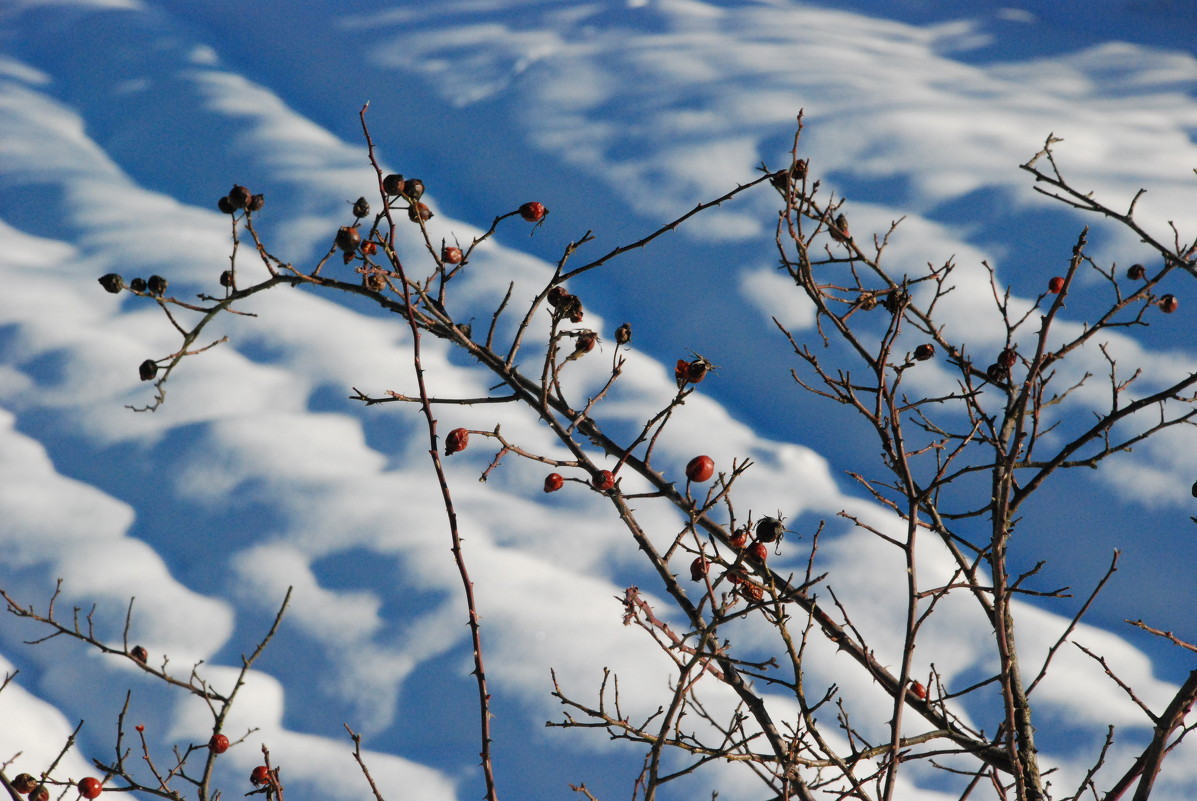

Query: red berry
<box><xmin>360</xmin><ymin>240</ymin><xmax>377</xmax><ymax>256</ymax></box>
<box><xmin>728</xmin><ymin>528</ymin><xmax>748</xmax><ymax>549</ymax></box>
<box><xmin>685</xmin><ymin>455</ymin><xmax>714</xmax><ymax>483</ymax></box>
<box><xmin>408</xmin><ymin>202</ymin><xmax>434</xmax><ymax>223</ymax></box>
<box><xmin>135</xmin><ymin>724</ymin><xmax>144</xmax><ymax>733</ymax></box>
<box><xmin>592</xmin><ymin>470</ymin><xmax>615</xmax><ymax>491</ymax></box>
<box><xmin>544</xmin><ymin>473</ymin><xmax>564</xmax><ymax>493</ymax></box>
<box><xmin>250</xmin><ymin>766</ymin><xmax>270</xmax><ymax>786</ymax></box>
<box><xmin>689</xmin><ymin>557</ymin><xmax>708</xmax><ymax>582</ymax></box>
<box><xmin>29</xmin><ymin>787</ymin><xmax>48</xmax><ymax>801</ymax></box>
<box><xmin>445</xmin><ymin>428</ymin><xmax>469</xmax><ymax>455</ymax></box>
<box><xmin>1159</xmin><ymin>294</ymin><xmax>1179</xmax><ymax>313</ymax></box>
<box><xmin>442</xmin><ymin>246</ymin><xmax>463</xmax><ymax>264</ymax></box>
<box><xmin>1047</xmin><ymin>276</ymin><xmax>1065</xmax><ymax>294</ymax></box>
<box><xmin>12</xmin><ymin>774</ymin><xmax>37</xmax><ymax>794</ymax></box>
<box><xmin>209</xmin><ymin>733</ymin><xmax>230</xmax><ymax>754</ymax></box>
<box><xmin>78</xmin><ymin>777</ymin><xmax>103</xmax><ymax>799</ymax></box>
<box><xmin>910</xmin><ymin>681</ymin><xmax>927</xmax><ymax>701</ymax></box>
<box><xmin>748</xmin><ymin>541</ymin><xmax>768</xmax><ymax>562</ymax></box>
<box><xmin>913</xmin><ymin>343</ymin><xmax>935</xmax><ymax>361</ymax></box>
<box><xmin>519</xmin><ymin>201</ymin><xmax>547</xmax><ymax>222</ymax></box>
<box><xmin>335</xmin><ymin>226</ymin><xmax>361</xmax><ymax>253</ymax></box>
<box><xmin>130</xmin><ymin>645</ymin><xmax>148</xmax><ymax>664</ymax></box>
<box><xmin>1127</xmin><ymin>263</ymin><xmax>1146</xmax><ymax>280</ymax></box>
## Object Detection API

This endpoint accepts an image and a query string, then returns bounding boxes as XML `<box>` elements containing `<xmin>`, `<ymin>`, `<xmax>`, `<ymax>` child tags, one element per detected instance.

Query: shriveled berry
<box><xmin>146</xmin><ymin>275</ymin><xmax>168</xmax><ymax>297</ymax></box>
<box><xmin>130</xmin><ymin>644</ymin><xmax>149</xmax><ymax>663</ymax></box>
<box><xmin>227</xmin><ymin>185</ymin><xmax>252</xmax><ymax>210</ymax></box>
<box><xmin>363</xmin><ymin>272</ymin><xmax>386</xmax><ymax>292</ymax></box>
<box><xmin>592</xmin><ymin>470</ymin><xmax>615</xmax><ymax>491</ymax></box>
<box><xmin>209</xmin><ymin>733</ymin><xmax>230</xmax><ymax>754</ymax></box>
<box><xmin>986</xmin><ymin>363</ymin><xmax>1007</xmax><ymax>382</ymax></box>
<box><xmin>1127</xmin><ymin>263</ymin><xmax>1146</xmax><ymax>280</ymax></box>
<box><xmin>352</xmin><ymin>196</ymin><xmax>370</xmax><ymax>218</ymax></box>
<box><xmin>685</xmin><ymin>455</ymin><xmax>714</xmax><ymax>483</ymax></box>
<box><xmin>408</xmin><ymin>202</ymin><xmax>433</xmax><ymax>223</ymax></box>
<box><xmin>12</xmin><ymin>774</ymin><xmax>37</xmax><ymax>794</ymax></box>
<box><xmin>335</xmin><ymin>226</ymin><xmax>361</xmax><ymax>253</ymax></box>
<box><xmin>748</xmin><ymin>541</ymin><xmax>768</xmax><ymax>562</ymax></box>
<box><xmin>728</xmin><ymin>528</ymin><xmax>748</xmax><ymax>549</ymax></box>
<box><xmin>546</xmin><ymin>286</ymin><xmax>569</xmax><ymax>307</ymax></box>
<box><xmin>442</xmin><ymin>246</ymin><xmax>463</xmax><ymax>264</ymax></box>
<box><xmin>1048</xmin><ymin>276</ymin><xmax>1065</xmax><ymax>293</ymax></box>
<box><xmin>29</xmin><ymin>786</ymin><xmax>48</xmax><ymax>801</ymax></box>
<box><xmin>247</xmin><ymin>194</ymin><xmax>265</xmax><ymax>212</ymax></box>
<box><xmin>755</xmin><ymin>517</ymin><xmax>784</xmax><ymax>543</ymax></box>
<box><xmin>913</xmin><ymin>344</ymin><xmax>935</xmax><ymax>361</ymax></box>
<box><xmin>1191</xmin><ymin>480</ymin><xmax>1197</xmax><ymax>499</ymax></box>
<box><xmin>218</xmin><ymin>195</ymin><xmax>236</xmax><ymax>214</ymax></box>
<box><xmin>445</xmin><ymin>428</ymin><xmax>469</xmax><ymax>455</ymax></box>
<box><xmin>220</xmin><ymin>270</ymin><xmax>234</xmax><ymax>288</ymax></box>
<box><xmin>382</xmin><ymin>173</ymin><xmax>405</xmax><ymax>196</ymax></box>
<box><xmin>689</xmin><ymin>556</ymin><xmax>708</xmax><ymax>582</ymax></box>
<box><xmin>78</xmin><ymin>777</ymin><xmax>103</xmax><ymax>799</ymax></box>
<box><xmin>98</xmin><ymin>273</ymin><xmax>124</xmax><ymax>294</ymax></box>
<box><xmin>615</xmin><ymin>323</ymin><xmax>632</xmax><ymax>345</ymax></box>
<box><xmin>138</xmin><ymin>361</ymin><xmax>158</xmax><ymax>382</ymax></box>
<box><xmin>250</xmin><ymin>766</ymin><xmax>270</xmax><ymax>786</ymax></box>
<box><xmin>998</xmin><ymin>348</ymin><xmax>1017</xmax><ymax>368</ymax></box>
<box><xmin>519</xmin><ymin>201</ymin><xmax>547</xmax><ymax>222</ymax></box>
<box><xmin>129</xmin><ymin>277</ymin><xmax>147</xmax><ymax>293</ymax></box>
<box><xmin>568</xmin><ymin>332</ymin><xmax>597</xmax><ymax>361</ymax></box>
<box><xmin>544</xmin><ymin>473</ymin><xmax>564</xmax><ymax>493</ymax></box>
<box><xmin>403</xmin><ymin>179</ymin><xmax>425</xmax><ymax>201</ymax></box>
<box><xmin>1159</xmin><ymin>294</ymin><xmax>1179</xmax><ymax>313</ymax></box>
<box><xmin>686</xmin><ymin>358</ymin><xmax>710</xmax><ymax>383</ymax></box>
<box><xmin>884</xmin><ymin>290</ymin><xmax>909</xmax><ymax>314</ymax></box>
<box><xmin>910</xmin><ymin>681</ymin><xmax>927</xmax><ymax>701</ymax></box>
<box><xmin>360</xmin><ymin>240</ymin><xmax>377</xmax><ymax>256</ymax></box>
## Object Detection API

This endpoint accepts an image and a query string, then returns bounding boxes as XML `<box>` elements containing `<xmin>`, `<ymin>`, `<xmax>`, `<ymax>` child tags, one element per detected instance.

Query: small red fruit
<box><xmin>592</xmin><ymin>470</ymin><xmax>615</xmax><ymax>491</ymax></box>
<box><xmin>519</xmin><ymin>201</ymin><xmax>547</xmax><ymax>222</ymax></box>
<box><xmin>29</xmin><ymin>787</ymin><xmax>48</xmax><ymax>801</ymax></box>
<box><xmin>209</xmin><ymin>733</ymin><xmax>230</xmax><ymax>754</ymax></box>
<box><xmin>12</xmin><ymin>774</ymin><xmax>37</xmax><ymax>794</ymax></box>
<box><xmin>135</xmin><ymin>724</ymin><xmax>144</xmax><ymax>733</ymax></box>
<box><xmin>748</xmin><ymin>541</ymin><xmax>768</xmax><ymax>562</ymax></box>
<box><xmin>250</xmin><ymin>766</ymin><xmax>270</xmax><ymax>786</ymax></box>
<box><xmin>442</xmin><ymin>246</ymin><xmax>463</xmax><ymax>264</ymax></box>
<box><xmin>335</xmin><ymin>226</ymin><xmax>361</xmax><ymax>253</ymax></box>
<box><xmin>910</xmin><ymin>681</ymin><xmax>927</xmax><ymax>701</ymax></box>
<box><xmin>445</xmin><ymin>428</ymin><xmax>469</xmax><ymax>455</ymax></box>
<box><xmin>728</xmin><ymin>528</ymin><xmax>748</xmax><ymax>549</ymax></box>
<box><xmin>1127</xmin><ymin>263</ymin><xmax>1146</xmax><ymax>280</ymax></box>
<box><xmin>130</xmin><ymin>645</ymin><xmax>148</xmax><ymax>664</ymax></box>
<box><xmin>913</xmin><ymin>343</ymin><xmax>935</xmax><ymax>361</ymax></box>
<box><xmin>360</xmin><ymin>240</ymin><xmax>377</xmax><ymax>256</ymax></box>
<box><xmin>685</xmin><ymin>455</ymin><xmax>714</xmax><ymax>483</ymax></box>
<box><xmin>408</xmin><ymin>202</ymin><xmax>434</xmax><ymax>223</ymax></box>
<box><xmin>689</xmin><ymin>557</ymin><xmax>708</xmax><ymax>582</ymax></box>
<box><xmin>1047</xmin><ymin>276</ymin><xmax>1065</xmax><ymax>294</ymax></box>
<box><xmin>78</xmin><ymin>777</ymin><xmax>103</xmax><ymax>799</ymax></box>
<box><xmin>544</xmin><ymin>473</ymin><xmax>564</xmax><ymax>493</ymax></box>
<box><xmin>1159</xmin><ymin>294</ymin><xmax>1179</xmax><ymax>313</ymax></box>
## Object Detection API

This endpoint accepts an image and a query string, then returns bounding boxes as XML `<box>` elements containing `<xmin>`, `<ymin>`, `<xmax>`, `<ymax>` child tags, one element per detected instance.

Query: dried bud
<box><xmin>335</xmin><ymin>226</ymin><xmax>361</xmax><ymax>253</ymax></box>
<box><xmin>884</xmin><ymin>290</ymin><xmax>909</xmax><ymax>314</ymax></box>
<box><xmin>408</xmin><ymin>202</ymin><xmax>433</xmax><ymax>223</ymax></box>
<box><xmin>383</xmin><ymin>173</ymin><xmax>405</xmax><ymax>196</ymax></box>
<box><xmin>129</xmin><ymin>277</ymin><xmax>147</xmax><ymax>293</ymax></box>
<box><xmin>614</xmin><ymin>322</ymin><xmax>632</xmax><ymax>345</ymax></box>
<box><xmin>913</xmin><ymin>343</ymin><xmax>935</xmax><ymax>361</ymax></box>
<box><xmin>352</xmin><ymin>196</ymin><xmax>370</xmax><ymax>218</ymax></box>
<box><xmin>227</xmin><ymin>185</ymin><xmax>251</xmax><ymax>209</ymax></box>
<box><xmin>403</xmin><ymin>178</ymin><xmax>425</xmax><ymax>201</ymax></box>
<box><xmin>138</xmin><ymin>361</ymin><xmax>158</xmax><ymax>382</ymax></box>
<box><xmin>146</xmin><ymin>275</ymin><xmax>168</xmax><ymax>297</ymax></box>
<box><xmin>99</xmin><ymin>273</ymin><xmax>124</xmax><ymax>294</ymax></box>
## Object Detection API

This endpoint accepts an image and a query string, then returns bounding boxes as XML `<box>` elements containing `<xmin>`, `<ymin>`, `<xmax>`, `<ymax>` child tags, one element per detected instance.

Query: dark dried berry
<box><xmin>99</xmin><ymin>273</ymin><xmax>124</xmax><ymax>294</ymax></box>
<box><xmin>227</xmin><ymin>185</ymin><xmax>252</xmax><ymax>210</ymax></box>
<box><xmin>29</xmin><ymin>786</ymin><xmax>48</xmax><ymax>801</ymax></box>
<box><xmin>403</xmin><ymin>179</ymin><xmax>425</xmax><ymax>201</ymax></box>
<box><xmin>130</xmin><ymin>644</ymin><xmax>149</xmax><ymax>663</ymax></box>
<box><xmin>382</xmin><ymin>173</ymin><xmax>405</xmax><ymax>196</ymax></box>
<box><xmin>913</xmin><ymin>343</ymin><xmax>935</xmax><ymax>361</ymax></box>
<box><xmin>129</xmin><ymin>277</ymin><xmax>147</xmax><ymax>293</ymax></box>
<box><xmin>408</xmin><ymin>203</ymin><xmax>433</xmax><ymax>223</ymax></box>
<box><xmin>218</xmin><ymin>195</ymin><xmax>236</xmax><ymax>214</ymax></box>
<box><xmin>247</xmin><ymin>194</ymin><xmax>265</xmax><ymax>212</ymax></box>
<box><xmin>12</xmin><ymin>774</ymin><xmax>37</xmax><ymax>794</ymax></box>
<box><xmin>363</xmin><ymin>273</ymin><xmax>386</xmax><ymax>292</ymax></box>
<box><xmin>686</xmin><ymin>359</ymin><xmax>710</xmax><ymax>383</ymax></box>
<box><xmin>615</xmin><ymin>323</ymin><xmax>632</xmax><ymax>345</ymax></box>
<box><xmin>519</xmin><ymin>201</ymin><xmax>547</xmax><ymax>222</ymax></box>
<box><xmin>352</xmin><ymin>197</ymin><xmax>370</xmax><ymax>218</ymax></box>
<box><xmin>547</xmin><ymin>286</ymin><xmax>569</xmax><ymax>307</ymax></box>
<box><xmin>445</xmin><ymin>427</ymin><xmax>469</xmax><ymax>455</ymax></box>
<box><xmin>1127</xmin><ymin>263</ymin><xmax>1146</xmax><ymax>280</ymax></box>
<box><xmin>755</xmin><ymin>517</ymin><xmax>784</xmax><ymax>543</ymax></box>
<box><xmin>1191</xmin><ymin>480</ymin><xmax>1197</xmax><ymax>499</ymax></box>
<box><xmin>986</xmin><ymin>363</ymin><xmax>1007</xmax><ymax>382</ymax></box>
<box><xmin>335</xmin><ymin>226</ymin><xmax>361</xmax><ymax>253</ymax></box>
<box><xmin>1159</xmin><ymin>294</ymin><xmax>1179</xmax><ymax>314</ymax></box>
<box><xmin>557</xmin><ymin>294</ymin><xmax>584</xmax><ymax>322</ymax></box>
<box><xmin>998</xmin><ymin>348</ymin><xmax>1017</xmax><ymax>369</ymax></box>
<box><xmin>220</xmin><ymin>270</ymin><xmax>234</xmax><ymax>288</ymax></box>
<box><xmin>690</xmin><ymin>557</ymin><xmax>708</xmax><ymax>582</ymax></box>
<box><xmin>748</xmin><ymin>541</ymin><xmax>768</xmax><ymax>562</ymax></box>
<box><xmin>146</xmin><ymin>275</ymin><xmax>168</xmax><ymax>297</ymax></box>
<box><xmin>138</xmin><ymin>361</ymin><xmax>158</xmax><ymax>382</ymax></box>
<box><xmin>884</xmin><ymin>290</ymin><xmax>909</xmax><ymax>314</ymax></box>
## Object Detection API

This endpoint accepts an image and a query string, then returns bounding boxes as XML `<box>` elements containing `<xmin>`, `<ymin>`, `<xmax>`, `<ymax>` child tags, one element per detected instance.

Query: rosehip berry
<box><xmin>546</xmin><ymin>286</ymin><xmax>569</xmax><ymax>307</ymax></box>
<box><xmin>408</xmin><ymin>202</ymin><xmax>433</xmax><ymax>222</ymax></box>
<box><xmin>442</xmin><ymin>246</ymin><xmax>463</xmax><ymax>264</ymax></box>
<box><xmin>138</xmin><ymin>361</ymin><xmax>158</xmax><ymax>381</ymax></box>
<box><xmin>352</xmin><ymin>196</ymin><xmax>370</xmax><ymax>218</ymax></box>
<box><xmin>29</xmin><ymin>786</ymin><xmax>48</xmax><ymax>801</ymax></box>
<box><xmin>910</xmin><ymin>681</ymin><xmax>927</xmax><ymax>701</ymax></box>
<box><xmin>755</xmin><ymin>517</ymin><xmax>784</xmax><ymax>543</ymax></box>
<box><xmin>445</xmin><ymin>428</ymin><xmax>469</xmax><ymax>455</ymax></box>
<box><xmin>1159</xmin><ymin>294</ymin><xmax>1179</xmax><ymax>313</ymax></box>
<box><xmin>363</xmin><ymin>273</ymin><xmax>386</xmax><ymax>292</ymax></box>
<box><xmin>576</xmin><ymin>332</ymin><xmax>597</xmax><ymax>353</ymax></box>
<box><xmin>913</xmin><ymin>344</ymin><xmax>935</xmax><ymax>361</ymax></box>
<box><xmin>382</xmin><ymin>173</ymin><xmax>405</xmax><ymax>196</ymax></box>
<box><xmin>986</xmin><ymin>363</ymin><xmax>1007</xmax><ymax>382</ymax></box>
<box><xmin>748</xmin><ymin>541</ymin><xmax>768</xmax><ymax>562</ymax></box>
<box><xmin>12</xmin><ymin>774</ymin><xmax>37</xmax><ymax>794</ymax></box>
<box><xmin>335</xmin><ymin>226</ymin><xmax>361</xmax><ymax>253</ymax></box>
<box><xmin>247</xmin><ymin>194</ymin><xmax>265</xmax><ymax>212</ymax></box>
<box><xmin>884</xmin><ymin>289</ymin><xmax>909</xmax><ymax>314</ymax></box>
<box><xmin>728</xmin><ymin>528</ymin><xmax>748</xmax><ymax>549</ymax></box>
<box><xmin>78</xmin><ymin>777</ymin><xmax>103</xmax><ymax>799</ymax></box>
<box><xmin>1047</xmin><ymin>276</ymin><xmax>1065</xmax><ymax>293</ymax></box>
<box><xmin>689</xmin><ymin>556</ymin><xmax>708</xmax><ymax>582</ymax></box>
<box><xmin>130</xmin><ymin>645</ymin><xmax>148</xmax><ymax>664</ymax></box>
<box><xmin>615</xmin><ymin>323</ymin><xmax>632</xmax><ymax>345</ymax></box>
<box><xmin>685</xmin><ymin>455</ymin><xmax>714</xmax><ymax>483</ymax></box>
<box><xmin>519</xmin><ymin>201</ymin><xmax>547</xmax><ymax>222</ymax></box>
<box><xmin>544</xmin><ymin>473</ymin><xmax>564</xmax><ymax>493</ymax></box>
<box><xmin>219</xmin><ymin>270</ymin><xmax>234</xmax><ymax>288</ymax></box>
<box><xmin>129</xmin><ymin>277</ymin><xmax>147</xmax><ymax>293</ymax></box>
<box><xmin>209</xmin><ymin>733</ymin><xmax>230</xmax><ymax>754</ymax></box>
<box><xmin>1127</xmin><ymin>263</ymin><xmax>1146</xmax><ymax>280</ymax></box>
<box><xmin>360</xmin><ymin>240</ymin><xmax>377</xmax><ymax>256</ymax></box>
<box><xmin>592</xmin><ymin>470</ymin><xmax>615</xmax><ymax>491</ymax></box>
<box><xmin>1191</xmin><ymin>480</ymin><xmax>1197</xmax><ymax>499</ymax></box>
<box><xmin>218</xmin><ymin>195</ymin><xmax>236</xmax><ymax>214</ymax></box>
<box><xmin>403</xmin><ymin>178</ymin><xmax>425</xmax><ymax>201</ymax></box>
<box><xmin>146</xmin><ymin>275</ymin><xmax>168</xmax><ymax>297</ymax></box>
<box><xmin>227</xmin><ymin>185</ymin><xmax>252</xmax><ymax>209</ymax></box>
<box><xmin>98</xmin><ymin>273</ymin><xmax>124</xmax><ymax>293</ymax></box>
<box><xmin>250</xmin><ymin>766</ymin><xmax>270</xmax><ymax>786</ymax></box>
<box><xmin>686</xmin><ymin>359</ymin><xmax>710</xmax><ymax>383</ymax></box>
<box><xmin>135</xmin><ymin>724</ymin><xmax>144</xmax><ymax>733</ymax></box>
<box><xmin>998</xmin><ymin>348</ymin><xmax>1017</xmax><ymax>369</ymax></box>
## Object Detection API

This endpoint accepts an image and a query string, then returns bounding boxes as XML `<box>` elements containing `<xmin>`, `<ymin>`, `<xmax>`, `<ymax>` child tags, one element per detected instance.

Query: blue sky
<box><xmin>2</xmin><ymin>1</ymin><xmax>1196</xmax><ymax>800</ymax></box>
